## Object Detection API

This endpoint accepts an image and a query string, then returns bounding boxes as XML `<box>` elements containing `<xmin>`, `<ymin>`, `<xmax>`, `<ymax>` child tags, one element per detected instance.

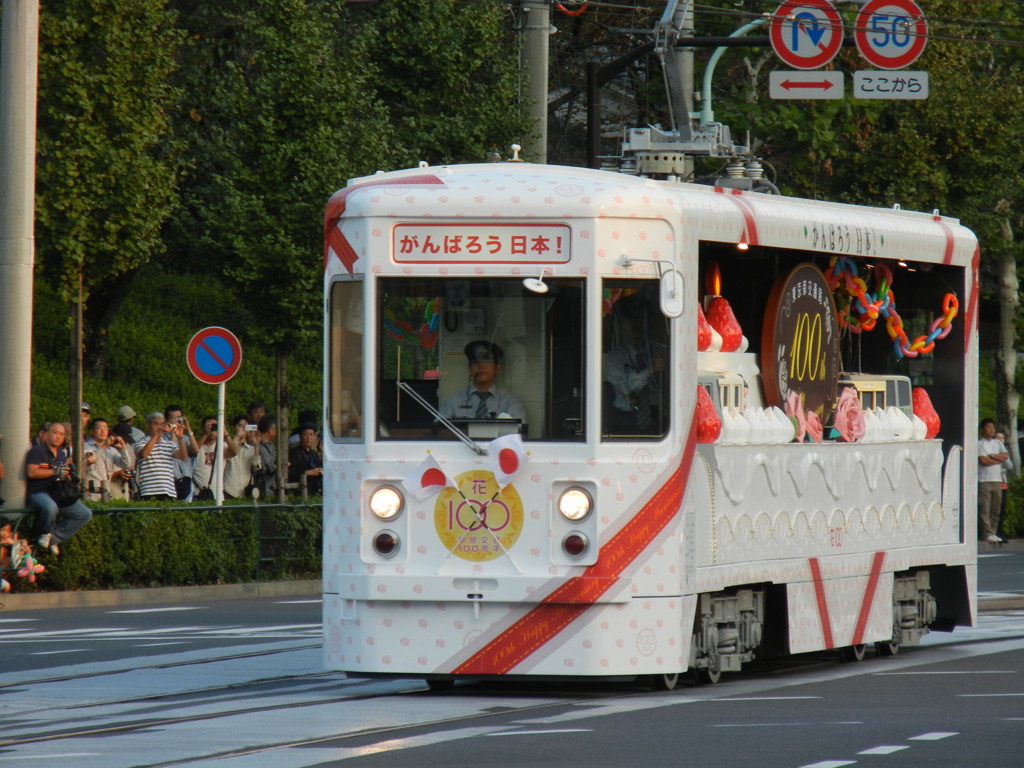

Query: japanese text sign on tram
<box><xmin>854</xmin><ymin>0</ymin><xmax>928</xmax><ymax>70</ymax></box>
<box><xmin>769</xmin><ymin>0</ymin><xmax>844</xmax><ymax>70</ymax></box>
<box><xmin>186</xmin><ymin>327</ymin><xmax>243</xmax><ymax>385</ymax></box>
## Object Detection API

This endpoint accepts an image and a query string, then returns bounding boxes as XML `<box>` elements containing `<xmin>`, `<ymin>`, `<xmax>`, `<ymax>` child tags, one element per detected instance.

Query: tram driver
<box><xmin>439</xmin><ymin>341</ymin><xmax>526</xmax><ymax>423</ymax></box>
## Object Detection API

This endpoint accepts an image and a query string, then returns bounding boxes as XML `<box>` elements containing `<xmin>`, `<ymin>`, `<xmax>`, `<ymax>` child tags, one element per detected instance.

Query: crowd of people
<box><xmin>8</xmin><ymin>401</ymin><xmax>323</xmax><ymax>558</ymax></box>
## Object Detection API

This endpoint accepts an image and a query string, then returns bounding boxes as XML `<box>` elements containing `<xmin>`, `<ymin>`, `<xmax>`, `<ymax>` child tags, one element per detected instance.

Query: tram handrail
<box><xmin>396</xmin><ymin>380</ymin><xmax>486</xmax><ymax>455</ymax></box>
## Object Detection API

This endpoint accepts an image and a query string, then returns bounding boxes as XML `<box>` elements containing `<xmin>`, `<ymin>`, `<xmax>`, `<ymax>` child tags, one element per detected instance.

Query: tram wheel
<box><xmin>841</xmin><ymin>644</ymin><xmax>867</xmax><ymax>662</ymax></box>
<box><xmin>875</xmin><ymin>635</ymin><xmax>901</xmax><ymax>657</ymax></box>
<box><xmin>649</xmin><ymin>672</ymin><xmax>680</xmax><ymax>691</ymax></box>
<box><xmin>425</xmin><ymin>679</ymin><xmax>455</xmax><ymax>691</ymax></box>
<box><xmin>690</xmin><ymin>661</ymin><xmax>722</xmax><ymax>685</ymax></box>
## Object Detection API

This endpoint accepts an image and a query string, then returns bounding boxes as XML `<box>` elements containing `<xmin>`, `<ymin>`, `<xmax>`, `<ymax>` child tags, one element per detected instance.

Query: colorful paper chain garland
<box><xmin>825</xmin><ymin>257</ymin><xmax>958</xmax><ymax>359</ymax></box>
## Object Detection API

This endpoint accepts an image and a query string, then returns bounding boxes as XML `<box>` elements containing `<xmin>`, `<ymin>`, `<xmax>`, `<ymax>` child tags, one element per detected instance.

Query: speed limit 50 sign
<box><xmin>854</xmin><ymin>0</ymin><xmax>928</xmax><ymax>70</ymax></box>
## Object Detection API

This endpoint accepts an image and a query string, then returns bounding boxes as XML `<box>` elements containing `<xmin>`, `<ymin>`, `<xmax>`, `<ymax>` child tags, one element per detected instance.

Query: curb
<box><xmin>3</xmin><ymin>579</ymin><xmax>1021</xmax><ymax>613</ymax></box>
<box><xmin>0</xmin><ymin>579</ymin><xmax>322</xmax><ymax>612</ymax></box>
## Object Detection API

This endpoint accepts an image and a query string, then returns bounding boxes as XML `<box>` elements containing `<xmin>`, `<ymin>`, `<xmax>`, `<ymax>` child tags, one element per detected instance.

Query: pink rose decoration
<box><xmin>805</xmin><ymin>410</ymin><xmax>824</xmax><ymax>443</ymax></box>
<box><xmin>833</xmin><ymin>387</ymin><xmax>865</xmax><ymax>442</ymax></box>
<box><xmin>785</xmin><ymin>391</ymin><xmax>807</xmax><ymax>442</ymax></box>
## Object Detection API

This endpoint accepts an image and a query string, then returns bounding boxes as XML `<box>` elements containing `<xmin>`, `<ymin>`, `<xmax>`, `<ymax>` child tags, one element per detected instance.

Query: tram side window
<box><xmin>328</xmin><ymin>280</ymin><xmax>364</xmax><ymax>440</ymax></box>
<box><xmin>602</xmin><ymin>280</ymin><xmax>670</xmax><ymax>439</ymax></box>
<box><xmin>376</xmin><ymin>277</ymin><xmax>585</xmax><ymax>442</ymax></box>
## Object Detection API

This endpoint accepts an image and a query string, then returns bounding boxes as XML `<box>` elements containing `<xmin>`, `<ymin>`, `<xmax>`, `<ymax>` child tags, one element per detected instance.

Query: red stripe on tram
<box><xmin>452</xmin><ymin>411</ymin><xmax>700</xmax><ymax>675</ymax></box>
<box><xmin>851</xmin><ymin>551</ymin><xmax>886</xmax><ymax>646</ymax></box>
<box><xmin>808</xmin><ymin>557</ymin><xmax>835</xmax><ymax>650</ymax></box>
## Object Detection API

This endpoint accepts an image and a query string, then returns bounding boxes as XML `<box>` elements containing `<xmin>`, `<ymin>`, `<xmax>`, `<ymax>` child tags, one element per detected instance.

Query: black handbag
<box><xmin>49</xmin><ymin>477</ymin><xmax>82</xmax><ymax>507</ymax></box>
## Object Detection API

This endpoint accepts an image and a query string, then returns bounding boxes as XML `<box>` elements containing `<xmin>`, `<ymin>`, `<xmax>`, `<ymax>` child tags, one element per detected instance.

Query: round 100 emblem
<box><xmin>434</xmin><ymin>470</ymin><xmax>524</xmax><ymax>561</ymax></box>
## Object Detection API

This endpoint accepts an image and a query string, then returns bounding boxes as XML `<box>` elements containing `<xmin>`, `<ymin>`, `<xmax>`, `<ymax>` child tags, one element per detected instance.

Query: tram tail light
<box><xmin>369</xmin><ymin>485</ymin><xmax>404</xmax><ymax>520</ymax></box>
<box><xmin>373</xmin><ymin>530</ymin><xmax>400</xmax><ymax>557</ymax></box>
<box><xmin>562</xmin><ymin>532</ymin><xmax>589</xmax><ymax>558</ymax></box>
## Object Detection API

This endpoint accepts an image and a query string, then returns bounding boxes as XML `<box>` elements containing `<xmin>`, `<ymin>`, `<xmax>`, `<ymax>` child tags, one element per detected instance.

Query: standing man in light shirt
<box><xmin>978</xmin><ymin>418</ymin><xmax>1009</xmax><ymax>543</ymax></box>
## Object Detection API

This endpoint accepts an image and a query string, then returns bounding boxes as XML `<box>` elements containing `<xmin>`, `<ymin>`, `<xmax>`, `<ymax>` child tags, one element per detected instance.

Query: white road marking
<box><xmin>908</xmin><ymin>732</ymin><xmax>958</xmax><ymax>740</ymax></box>
<box><xmin>858</xmin><ymin>746</ymin><xmax>908</xmax><ymax>755</ymax></box>
<box><xmin>30</xmin><ymin>648</ymin><xmax>91</xmax><ymax>656</ymax></box>
<box><xmin>0</xmin><ymin>754</ymin><xmax>101</xmax><ymax>761</ymax></box>
<box><xmin>715</xmin><ymin>696</ymin><xmax>822</xmax><ymax>701</ymax></box>
<box><xmin>485</xmin><ymin>728</ymin><xmax>592</xmax><ymax>736</ymax></box>
<box><xmin>797</xmin><ymin>761</ymin><xmax>856</xmax><ymax>768</ymax></box>
<box><xmin>880</xmin><ymin>670</ymin><xmax>1013</xmax><ymax>675</ymax></box>
<box><xmin>108</xmin><ymin>606</ymin><xmax>206</xmax><ymax>614</ymax></box>
<box><xmin>132</xmin><ymin>642</ymin><xmax>190</xmax><ymax>647</ymax></box>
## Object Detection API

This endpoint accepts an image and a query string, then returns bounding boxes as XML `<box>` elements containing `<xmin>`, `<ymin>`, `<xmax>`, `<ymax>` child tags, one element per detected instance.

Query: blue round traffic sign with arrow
<box><xmin>770</xmin><ymin>0</ymin><xmax>845</xmax><ymax>70</ymax></box>
<box><xmin>187</xmin><ymin>327</ymin><xmax>243</xmax><ymax>385</ymax></box>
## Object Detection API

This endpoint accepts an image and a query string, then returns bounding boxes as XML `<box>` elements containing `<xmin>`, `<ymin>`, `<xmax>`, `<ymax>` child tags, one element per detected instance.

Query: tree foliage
<box><xmin>352</xmin><ymin>0</ymin><xmax>528</xmax><ymax>167</ymax></box>
<box><xmin>33</xmin><ymin>0</ymin><xmax>183</xmax><ymax>371</ymax></box>
<box><xmin>164</xmin><ymin>0</ymin><xmax>393</xmax><ymax>349</ymax></box>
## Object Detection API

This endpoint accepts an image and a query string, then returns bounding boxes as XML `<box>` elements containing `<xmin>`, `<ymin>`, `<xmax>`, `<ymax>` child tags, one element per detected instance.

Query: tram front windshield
<box><xmin>373</xmin><ymin>277</ymin><xmax>585</xmax><ymax>443</ymax></box>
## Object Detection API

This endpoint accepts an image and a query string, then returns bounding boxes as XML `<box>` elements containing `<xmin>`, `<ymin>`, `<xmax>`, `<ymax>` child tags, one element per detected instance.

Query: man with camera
<box><xmin>82</xmin><ymin>417</ymin><xmax>131</xmax><ymax>502</ymax></box>
<box><xmin>165</xmin><ymin>405</ymin><xmax>199</xmax><ymax>501</ymax></box>
<box><xmin>224</xmin><ymin>415</ymin><xmax>261</xmax><ymax>499</ymax></box>
<box><xmin>135</xmin><ymin>412</ymin><xmax>191</xmax><ymax>501</ymax></box>
<box><xmin>192</xmin><ymin>416</ymin><xmax>239</xmax><ymax>500</ymax></box>
<box><xmin>25</xmin><ymin>421</ymin><xmax>93</xmax><ymax>556</ymax></box>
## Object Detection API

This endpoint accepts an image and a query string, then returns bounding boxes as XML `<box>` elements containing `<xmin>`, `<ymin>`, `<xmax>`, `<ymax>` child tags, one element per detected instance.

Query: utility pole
<box><xmin>0</xmin><ymin>0</ymin><xmax>40</xmax><ymax>506</ymax></box>
<box><xmin>520</xmin><ymin>0</ymin><xmax>549</xmax><ymax>164</ymax></box>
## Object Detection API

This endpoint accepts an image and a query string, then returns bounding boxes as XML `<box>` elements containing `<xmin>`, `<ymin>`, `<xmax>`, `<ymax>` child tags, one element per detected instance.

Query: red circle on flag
<box><xmin>420</xmin><ymin>467</ymin><xmax>446</xmax><ymax>489</ymax></box>
<box><xmin>499</xmin><ymin>448</ymin><xmax>519</xmax><ymax>475</ymax></box>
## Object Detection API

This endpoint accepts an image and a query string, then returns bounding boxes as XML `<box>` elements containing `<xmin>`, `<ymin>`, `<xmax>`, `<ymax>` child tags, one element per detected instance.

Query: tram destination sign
<box><xmin>393</xmin><ymin>223</ymin><xmax>571</xmax><ymax>264</ymax></box>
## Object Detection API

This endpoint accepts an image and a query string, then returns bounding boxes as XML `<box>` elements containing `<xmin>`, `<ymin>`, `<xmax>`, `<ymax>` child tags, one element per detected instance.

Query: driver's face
<box><xmin>470</xmin><ymin>361</ymin><xmax>498</xmax><ymax>389</ymax></box>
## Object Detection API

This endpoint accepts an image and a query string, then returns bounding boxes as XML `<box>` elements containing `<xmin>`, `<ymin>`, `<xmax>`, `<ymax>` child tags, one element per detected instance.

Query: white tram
<box><xmin>321</xmin><ymin>160</ymin><xmax>978</xmax><ymax>687</ymax></box>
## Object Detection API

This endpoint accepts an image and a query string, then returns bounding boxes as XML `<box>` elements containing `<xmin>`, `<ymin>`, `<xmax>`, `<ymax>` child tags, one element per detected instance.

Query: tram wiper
<box><xmin>395</xmin><ymin>381</ymin><xmax>487</xmax><ymax>455</ymax></box>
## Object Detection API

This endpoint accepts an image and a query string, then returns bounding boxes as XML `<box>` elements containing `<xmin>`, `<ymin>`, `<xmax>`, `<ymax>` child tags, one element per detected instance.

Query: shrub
<box><xmin>19</xmin><ymin>500</ymin><xmax>320</xmax><ymax>592</ymax></box>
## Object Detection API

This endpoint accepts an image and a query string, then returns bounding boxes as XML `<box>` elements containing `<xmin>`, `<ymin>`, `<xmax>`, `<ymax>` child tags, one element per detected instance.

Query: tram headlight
<box><xmin>558</xmin><ymin>487</ymin><xmax>592</xmax><ymax>522</ymax></box>
<box><xmin>369</xmin><ymin>485</ymin><xmax>404</xmax><ymax>521</ymax></box>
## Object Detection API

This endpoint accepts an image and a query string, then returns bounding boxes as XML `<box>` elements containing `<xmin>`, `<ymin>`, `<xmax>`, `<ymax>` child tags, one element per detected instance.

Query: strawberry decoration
<box><xmin>697</xmin><ymin>303</ymin><xmax>712</xmax><ymax>351</ymax></box>
<box><xmin>705</xmin><ymin>296</ymin><xmax>743</xmax><ymax>352</ymax></box>
<box><xmin>912</xmin><ymin>387</ymin><xmax>940</xmax><ymax>439</ymax></box>
<box><xmin>695</xmin><ymin>385</ymin><xmax>721</xmax><ymax>443</ymax></box>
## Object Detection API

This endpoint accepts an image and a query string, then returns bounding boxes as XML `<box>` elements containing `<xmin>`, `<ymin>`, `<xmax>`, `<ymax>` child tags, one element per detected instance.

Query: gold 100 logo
<box><xmin>789</xmin><ymin>312</ymin><xmax>826</xmax><ymax>382</ymax></box>
<box><xmin>433</xmin><ymin>469</ymin><xmax>524</xmax><ymax>562</ymax></box>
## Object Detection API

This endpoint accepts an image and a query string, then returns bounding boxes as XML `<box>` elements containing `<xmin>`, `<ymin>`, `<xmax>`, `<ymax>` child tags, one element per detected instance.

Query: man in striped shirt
<box><xmin>135</xmin><ymin>412</ymin><xmax>190</xmax><ymax>501</ymax></box>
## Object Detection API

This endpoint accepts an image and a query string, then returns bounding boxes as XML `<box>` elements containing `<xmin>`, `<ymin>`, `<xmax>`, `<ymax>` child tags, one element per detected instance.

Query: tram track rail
<box><xmin>3</xmin><ymin>613</ymin><xmax>1022</xmax><ymax>768</ymax></box>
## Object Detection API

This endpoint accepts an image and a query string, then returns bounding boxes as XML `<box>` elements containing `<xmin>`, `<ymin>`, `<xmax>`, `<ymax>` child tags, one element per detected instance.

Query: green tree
<box><xmin>166</xmin><ymin>0</ymin><xmax>392</xmax><ymax>347</ymax></box>
<box><xmin>33</xmin><ymin>0</ymin><xmax>183</xmax><ymax>375</ymax></box>
<box><xmin>353</xmin><ymin>0</ymin><xmax>528</xmax><ymax>167</ymax></box>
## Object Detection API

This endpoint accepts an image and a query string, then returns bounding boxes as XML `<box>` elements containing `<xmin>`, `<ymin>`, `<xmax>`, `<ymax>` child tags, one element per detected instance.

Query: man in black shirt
<box><xmin>26</xmin><ymin>422</ymin><xmax>93</xmax><ymax>556</ymax></box>
<box><xmin>287</xmin><ymin>423</ymin><xmax>322</xmax><ymax>496</ymax></box>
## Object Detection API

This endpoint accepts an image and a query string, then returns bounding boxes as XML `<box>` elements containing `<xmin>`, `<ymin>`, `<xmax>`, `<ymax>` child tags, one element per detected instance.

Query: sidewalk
<box><xmin>0</xmin><ymin>579</ymin><xmax>321</xmax><ymax>611</ymax></box>
<box><xmin>3</xmin><ymin>539</ymin><xmax>1022</xmax><ymax>612</ymax></box>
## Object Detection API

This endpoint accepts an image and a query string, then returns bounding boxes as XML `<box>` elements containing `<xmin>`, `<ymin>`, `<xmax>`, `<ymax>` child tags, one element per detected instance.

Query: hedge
<box><xmin>3</xmin><ymin>499</ymin><xmax>321</xmax><ymax>593</ymax></box>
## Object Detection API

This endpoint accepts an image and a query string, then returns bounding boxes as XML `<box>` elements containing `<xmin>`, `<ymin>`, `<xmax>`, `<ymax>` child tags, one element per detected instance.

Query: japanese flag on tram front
<box><xmin>489</xmin><ymin>433</ymin><xmax>528</xmax><ymax>487</ymax></box>
<box><xmin>403</xmin><ymin>454</ymin><xmax>453</xmax><ymax>501</ymax></box>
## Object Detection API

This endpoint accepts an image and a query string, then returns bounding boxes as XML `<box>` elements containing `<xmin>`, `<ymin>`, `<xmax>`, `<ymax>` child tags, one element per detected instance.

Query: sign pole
<box><xmin>185</xmin><ymin>326</ymin><xmax>243</xmax><ymax>507</ymax></box>
<box><xmin>214</xmin><ymin>381</ymin><xmax>226</xmax><ymax>506</ymax></box>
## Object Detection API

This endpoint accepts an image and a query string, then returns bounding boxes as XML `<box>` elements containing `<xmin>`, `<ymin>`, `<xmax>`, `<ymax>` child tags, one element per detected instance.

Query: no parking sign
<box><xmin>186</xmin><ymin>327</ymin><xmax>243</xmax><ymax>385</ymax></box>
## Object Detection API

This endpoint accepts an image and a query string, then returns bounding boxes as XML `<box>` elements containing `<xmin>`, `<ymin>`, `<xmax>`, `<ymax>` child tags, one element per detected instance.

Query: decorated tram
<box><xmin>320</xmin><ymin>159</ymin><xmax>977</xmax><ymax>688</ymax></box>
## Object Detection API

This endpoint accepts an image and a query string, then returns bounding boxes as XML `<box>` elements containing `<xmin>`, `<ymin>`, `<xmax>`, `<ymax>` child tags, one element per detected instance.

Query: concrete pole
<box><xmin>520</xmin><ymin>1</ymin><xmax>549</xmax><ymax>164</ymax></box>
<box><xmin>0</xmin><ymin>0</ymin><xmax>40</xmax><ymax>506</ymax></box>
